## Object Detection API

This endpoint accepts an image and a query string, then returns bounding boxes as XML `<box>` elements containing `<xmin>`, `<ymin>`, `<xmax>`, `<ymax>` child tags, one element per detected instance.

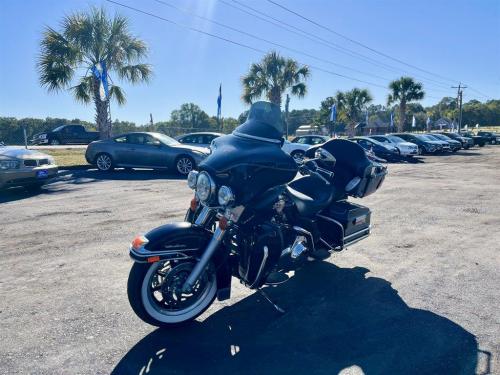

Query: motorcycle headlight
<box><xmin>0</xmin><ymin>159</ymin><xmax>20</xmax><ymax>170</ymax></box>
<box><xmin>196</xmin><ymin>171</ymin><xmax>216</xmax><ymax>203</ymax></box>
<box><xmin>218</xmin><ymin>185</ymin><xmax>235</xmax><ymax>206</ymax></box>
<box><xmin>187</xmin><ymin>170</ymin><xmax>198</xmax><ymax>190</ymax></box>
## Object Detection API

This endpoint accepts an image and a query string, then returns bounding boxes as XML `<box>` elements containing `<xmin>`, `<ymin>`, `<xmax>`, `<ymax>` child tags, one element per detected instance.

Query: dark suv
<box><xmin>438</xmin><ymin>133</ymin><xmax>474</xmax><ymax>149</ymax></box>
<box><xmin>461</xmin><ymin>132</ymin><xmax>486</xmax><ymax>147</ymax></box>
<box><xmin>477</xmin><ymin>131</ymin><xmax>499</xmax><ymax>145</ymax></box>
<box><xmin>391</xmin><ymin>133</ymin><xmax>442</xmax><ymax>154</ymax></box>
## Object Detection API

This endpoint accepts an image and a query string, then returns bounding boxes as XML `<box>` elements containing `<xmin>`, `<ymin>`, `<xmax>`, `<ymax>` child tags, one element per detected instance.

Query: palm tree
<box><xmin>335</xmin><ymin>88</ymin><xmax>373</xmax><ymax>135</ymax></box>
<box><xmin>242</xmin><ymin>51</ymin><xmax>310</xmax><ymax>108</ymax></box>
<box><xmin>387</xmin><ymin>77</ymin><xmax>425</xmax><ymax>132</ymax></box>
<box><xmin>37</xmin><ymin>7</ymin><xmax>151</xmax><ymax>139</ymax></box>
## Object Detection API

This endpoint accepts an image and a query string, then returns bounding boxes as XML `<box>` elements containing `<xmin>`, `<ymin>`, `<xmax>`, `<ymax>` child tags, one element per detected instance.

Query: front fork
<box><xmin>182</xmin><ymin>204</ymin><xmax>244</xmax><ymax>293</ymax></box>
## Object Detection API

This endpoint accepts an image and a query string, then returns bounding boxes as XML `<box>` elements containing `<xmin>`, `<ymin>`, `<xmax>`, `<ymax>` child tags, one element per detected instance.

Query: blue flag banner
<box><xmin>217</xmin><ymin>84</ymin><xmax>222</xmax><ymax>118</ymax></box>
<box><xmin>330</xmin><ymin>104</ymin><xmax>337</xmax><ymax>122</ymax></box>
<box><xmin>91</xmin><ymin>61</ymin><xmax>109</xmax><ymax>101</ymax></box>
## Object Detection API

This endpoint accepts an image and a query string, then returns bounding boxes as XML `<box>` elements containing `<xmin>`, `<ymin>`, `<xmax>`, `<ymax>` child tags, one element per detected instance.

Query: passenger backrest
<box><xmin>306</xmin><ymin>139</ymin><xmax>387</xmax><ymax>198</ymax></box>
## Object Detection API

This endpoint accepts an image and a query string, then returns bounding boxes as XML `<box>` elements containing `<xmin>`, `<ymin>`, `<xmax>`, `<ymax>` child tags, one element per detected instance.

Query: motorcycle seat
<box><xmin>286</xmin><ymin>175</ymin><xmax>334</xmax><ymax>217</ymax></box>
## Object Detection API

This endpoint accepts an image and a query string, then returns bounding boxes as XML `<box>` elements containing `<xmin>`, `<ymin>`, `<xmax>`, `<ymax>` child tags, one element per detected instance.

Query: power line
<box><xmin>266</xmin><ymin>0</ymin><xmax>459</xmax><ymax>85</ymax></box>
<box><xmin>104</xmin><ymin>0</ymin><xmax>390</xmax><ymax>89</ymax></box>
<box><xmin>467</xmin><ymin>86</ymin><xmax>493</xmax><ymax>100</ymax></box>
<box><xmin>225</xmin><ymin>0</ymin><xmax>453</xmax><ymax>91</ymax></box>
<box><xmin>152</xmin><ymin>0</ymin><xmax>394</xmax><ymax>82</ymax></box>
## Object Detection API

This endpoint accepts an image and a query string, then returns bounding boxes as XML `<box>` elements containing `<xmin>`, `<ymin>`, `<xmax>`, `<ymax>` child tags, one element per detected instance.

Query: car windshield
<box><xmin>387</xmin><ymin>135</ymin><xmax>405</xmax><ymax>143</ymax></box>
<box><xmin>52</xmin><ymin>125</ymin><xmax>65</xmax><ymax>132</ymax></box>
<box><xmin>432</xmin><ymin>134</ymin><xmax>448</xmax><ymax>140</ymax></box>
<box><xmin>153</xmin><ymin>133</ymin><xmax>180</xmax><ymax>146</ymax></box>
<box><xmin>371</xmin><ymin>136</ymin><xmax>390</xmax><ymax>143</ymax></box>
<box><xmin>415</xmin><ymin>134</ymin><xmax>431</xmax><ymax>141</ymax></box>
<box><xmin>424</xmin><ymin>134</ymin><xmax>439</xmax><ymax>140</ymax></box>
<box><xmin>360</xmin><ymin>137</ymin><xmax>384</xmax><ymax>146</ymax></box>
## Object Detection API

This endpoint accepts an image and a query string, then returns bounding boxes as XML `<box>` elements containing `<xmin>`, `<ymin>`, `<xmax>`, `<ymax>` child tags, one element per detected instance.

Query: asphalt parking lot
<box><xmin>1</xmin><ymin>147</ymin><xmax>499</xmax><ymax>375</ymax></box>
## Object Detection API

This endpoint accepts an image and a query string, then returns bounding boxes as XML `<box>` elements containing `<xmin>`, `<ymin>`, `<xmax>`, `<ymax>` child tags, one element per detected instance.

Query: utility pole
<box><xmin>451</xmin><ymin>83</ymin><xmax>467</xmax><ymax>134</ymax></box>
<box><xmin>285</xmin><ymin>94</ymin><xmax>290</xmax><ymax>138</ymax></box>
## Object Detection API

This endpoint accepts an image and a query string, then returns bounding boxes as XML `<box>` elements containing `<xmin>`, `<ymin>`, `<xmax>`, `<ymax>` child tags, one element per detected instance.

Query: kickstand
<box><xmin>257</xmin><ymin>288</ymin><xmax>286</xmax><ymax>314</ymax></box>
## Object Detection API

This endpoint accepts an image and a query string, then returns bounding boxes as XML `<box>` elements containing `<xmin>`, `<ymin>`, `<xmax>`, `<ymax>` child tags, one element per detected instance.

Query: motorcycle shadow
<box><xmin>112</xmin><ymin>262</ymin><xmax>478</xmax><ymax>375</ymax></box>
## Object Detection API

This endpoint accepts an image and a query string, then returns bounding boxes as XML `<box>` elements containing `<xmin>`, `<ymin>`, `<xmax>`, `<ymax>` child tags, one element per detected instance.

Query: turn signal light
<box><xmin>190</xmin><ymin>197</ymin><xmax>198</xmax><ymax>212</ymax></box>
<box><xmin>219</xmin><ymin>216</ymin><xmax>228</xmax><ymax>230</ymax></box>
<box><xmin>147</xmin><ymin>256</ymin><xmax>160</xmax><ymax>263</ymax></box>
<box><xmin>131</xmin><ymin>235</ymin><xmax>149</xmax><ymax>250</ymax></box>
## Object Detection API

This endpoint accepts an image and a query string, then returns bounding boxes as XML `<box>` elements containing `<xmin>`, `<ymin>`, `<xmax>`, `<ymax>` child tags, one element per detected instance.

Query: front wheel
<box><xmin>95</xmin><ymin>153</ymin><xmax>114</xmax><ymax>172</ymax></box>
<box><xmin>127</xmin><ymin>260</ymin><xmax>217</xmax><ymax>328</ymax></box>
<box><xmin>175</xmin><ymin>156</ymin><xmax>195</xmax><ymax>175</ymax></box>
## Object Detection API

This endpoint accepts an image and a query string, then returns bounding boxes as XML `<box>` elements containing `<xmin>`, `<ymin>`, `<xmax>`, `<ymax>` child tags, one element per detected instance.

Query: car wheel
<box><xmin>176</xmin><ymin>156</ymin><xmax>194</xmax><ymax>175</ymax></box>
<box><xmin>95</xmin><ymin>153</ymin><xmax>114</xmax><ymax>172</ymax></box>
<box><xmin>418</xmin><ymin>146</ymin><xmax>424</xmax><ymax>155</ymax></box>
<box><xmin>291</xmin><ymin>150</ymin><xmax>305</xmax><ymax>163</ymax></box>
<box><xmin>49</xmin><ymin>139</ymin><xmax>61</xmax><ymax>145</ymax></box>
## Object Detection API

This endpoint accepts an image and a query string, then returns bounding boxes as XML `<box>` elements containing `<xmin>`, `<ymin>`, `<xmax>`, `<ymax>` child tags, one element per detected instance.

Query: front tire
<box><xmin>95</xmin><ymin>153</ymin><xmax>114</xmax><ymax>172</ymax></box>
<box><xmin>127</xmin><ymin>260</ymin><xmax>217</xmax><ymax>328</ymax></box>
<box><xmin>49</xmin><ymin>138</ymin><xmax>61</xmax><ymax>145</ymax></box>
<box><xmin>175</xmin><ymin>156</ymin><xmax>195</xmax><ymax>175</ymax></box>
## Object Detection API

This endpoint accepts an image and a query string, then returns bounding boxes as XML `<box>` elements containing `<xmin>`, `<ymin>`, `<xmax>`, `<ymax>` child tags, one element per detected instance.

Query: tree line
<box><xmin>2</xmin><ymin>96</ymin><xmax>498</xmax><ymax>144</ymax></box>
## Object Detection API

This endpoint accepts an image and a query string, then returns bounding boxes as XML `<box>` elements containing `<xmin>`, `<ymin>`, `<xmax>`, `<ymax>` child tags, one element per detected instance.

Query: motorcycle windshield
<box><xmin>232</xmin><ymin>101</ymin><xmax>284</xmax><ymax>143</ymax></box>
<box><xmin>199</xmin><ymin>101</ymin><xmax>296</xmax><ymax>204</ymax></box>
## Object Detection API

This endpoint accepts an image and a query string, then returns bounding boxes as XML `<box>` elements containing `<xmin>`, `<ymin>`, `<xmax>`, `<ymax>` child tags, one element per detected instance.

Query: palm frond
<box><xmin>37</xmin><ymin>27</ymin><xmax>79</xmax><ymax>91</ymax></box>
<box><xmin>69</xmin><ymin>75</ymin><xmax>93</xmax><ymax>103</ymax></box>
<box><xmin>290</xmin><ymin>82</ymin><xmax>307</xmax><ymax>98</ymax></box>
<box><xmin>118</xmin><ymin>63</ymin><xmax>152</xmax><ymax>83</ymax></box>
<box><xmin>109</xmin><ymin>85</ymin><xmax>126</xmax><ymax>105</ymax></box>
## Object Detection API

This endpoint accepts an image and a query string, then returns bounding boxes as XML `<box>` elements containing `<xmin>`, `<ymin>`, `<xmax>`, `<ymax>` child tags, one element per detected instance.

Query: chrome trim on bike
<box><xmin>233</xmin><ymin>131</ymin><xmax>282</xmax><ymax>144</ymax></box>
<box><xmin>292</xmin><ymin>226</ymin><xmax>315</xmax><ymax>252</ymax></box>
<box><xmin>344</xmin><ymin>233</ymin><xmax>370</xmax><ymax>247</ymax></box>
<box><xmin>249</xmin><ymin>246</ymin><xmax>269</xmax><ymax>289</ymax></box>
<box><xmin>343</xmin><ymin>226</ymin><xmax>371</xmax><ymax>241</ymax></box>
<box><xmin>182</xmin><ymin>226</ymin><xmax>226</xmax><ymax>292</ymax></box>
<box><xmin>194</xmin><ymin>206</ymin><xmax>212</xmax><ymax>226</ymax></box>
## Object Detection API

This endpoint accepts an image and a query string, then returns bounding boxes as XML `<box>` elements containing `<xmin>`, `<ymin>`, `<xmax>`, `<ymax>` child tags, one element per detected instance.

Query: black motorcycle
<box><xmin>127</xmin><ymin>101</ymin><xmax>387</xmax><ymax>327</ymax></box>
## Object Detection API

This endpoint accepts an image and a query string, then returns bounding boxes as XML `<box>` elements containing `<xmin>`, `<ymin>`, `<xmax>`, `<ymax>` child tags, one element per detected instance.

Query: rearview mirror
<box><xmin>314</xmin><ymin>147</ymin><xmax>336</xmax><ymax>163</ymax></box>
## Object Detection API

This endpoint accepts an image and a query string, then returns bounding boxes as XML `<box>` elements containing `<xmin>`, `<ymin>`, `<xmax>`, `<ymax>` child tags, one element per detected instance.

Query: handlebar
<box><xmin>300</xmin><ymin>159</ymin><xmax>334</xmax><ymax>183</ymax></box>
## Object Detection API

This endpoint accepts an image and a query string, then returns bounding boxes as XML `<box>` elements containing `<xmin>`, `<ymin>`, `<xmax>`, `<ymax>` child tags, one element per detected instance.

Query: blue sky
<box><xmin>1</xmin><ymin>0</ymin><xmax>499</xmax><ymax>125</ymax></box>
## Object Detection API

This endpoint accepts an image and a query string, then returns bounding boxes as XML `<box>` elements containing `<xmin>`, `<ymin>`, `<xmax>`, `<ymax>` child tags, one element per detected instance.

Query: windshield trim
<box><xmin>233</xmin><ymin>131</ymin><xmax>282</xmax><ymax>144</ymax></box>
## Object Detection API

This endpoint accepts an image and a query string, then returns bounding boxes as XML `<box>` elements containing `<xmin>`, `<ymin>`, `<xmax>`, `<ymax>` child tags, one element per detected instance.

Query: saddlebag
<box><xmin>318</xmin><ymin>201</ymin><xmax>371</xmax><ymax>250</ymax></box>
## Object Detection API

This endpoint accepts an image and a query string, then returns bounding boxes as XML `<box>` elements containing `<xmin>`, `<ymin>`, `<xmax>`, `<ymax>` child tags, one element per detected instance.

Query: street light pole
<box><xmin>452</xmin><ymin>83</ymin><xmax>467</xmax><ymax>134</ymax></box>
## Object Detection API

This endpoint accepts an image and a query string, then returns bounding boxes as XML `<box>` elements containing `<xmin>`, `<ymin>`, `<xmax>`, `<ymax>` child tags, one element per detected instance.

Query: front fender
<box><xmin>130</xmin><ymin>222</ymin><xmax>212</xmax><ymax>262</ymax></box>
<box><xmin>129</xmin><ymin>222</ymin><xmax>232</xmax><ymax>301</ymax></box>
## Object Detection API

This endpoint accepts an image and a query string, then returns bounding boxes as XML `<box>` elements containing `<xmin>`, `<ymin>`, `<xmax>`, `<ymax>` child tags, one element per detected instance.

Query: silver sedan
<box><xmin>85</xmin><ymin>132</ymin><xmax>209</xmax><ymax>175</ymax></box>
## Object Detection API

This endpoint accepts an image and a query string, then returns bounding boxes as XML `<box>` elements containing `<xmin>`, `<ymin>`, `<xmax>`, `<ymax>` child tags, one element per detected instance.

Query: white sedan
<box><xmin>281</xmin><ymin>140</ymin><xmax>312</xmax><ymax>162</ymax></box>
<box><xmin>282</xmin><ymin>134</ymin><xmax>331</xmax><ymax>161</ymax></box>
<box><xmin>369</xmin><ymin>135</ymin><xmax>419</xmax><ymax>157</ymax></box>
